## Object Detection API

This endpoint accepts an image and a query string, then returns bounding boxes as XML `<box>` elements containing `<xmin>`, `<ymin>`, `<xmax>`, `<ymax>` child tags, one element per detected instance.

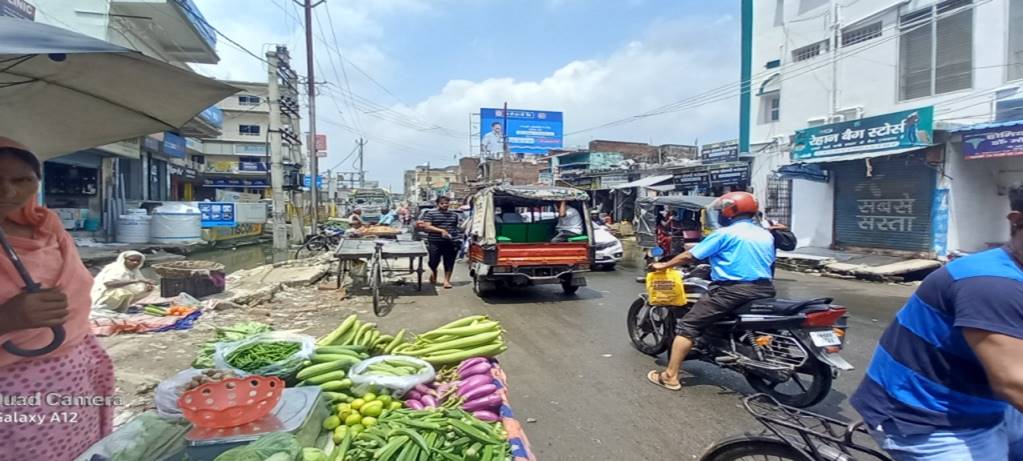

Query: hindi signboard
<box><xmin>961</xmin><ymin>123</ymin><xmax>1023</xmax><ymax>159</ymax></box>
<box><xmin>792</xmin><ymin>107</ymin><xmax>934</xmax><ymax>161</ymax></box>
<box><xmin>700</xmin><ymin>140</ymin><xmax>739</xmax><ymax>164</ymax></box>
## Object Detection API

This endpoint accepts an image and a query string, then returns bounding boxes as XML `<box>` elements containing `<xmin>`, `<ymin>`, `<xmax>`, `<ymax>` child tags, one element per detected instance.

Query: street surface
<box><xmin>356</xmin><ymin>250</ymin><xmax>914</xmax><ymax>460</ymax></box>
<box><xmin>101</xmin><ymin>245</ymin><xmax>915</xmax><ymax>460</ymax></box>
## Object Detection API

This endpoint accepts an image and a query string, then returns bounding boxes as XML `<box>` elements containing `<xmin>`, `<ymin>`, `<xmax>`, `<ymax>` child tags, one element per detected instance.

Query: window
<box><xmin>842</xmin><ymin>21</ymin><xmax>883</xmax><ymax>47</ymax></box>
<box><xmin>238</xmin><ymin>95</ymin><xmax>261</xmax><ymax>106</ymax></box>
<box><xmin>760</xmin><ymin>94</ymin><xmax>781</xmax><ymax>124</ymax></box>
<box><xmin>1011</xmin><ymin>0</ymin><xmax>1023</xmax><ymax>80</ymax></box>
<box><xmin>898</xmin><ymin>0</ymin><xmax>973</xmax><ymax>100</ymax></box>
<box><xmin>239</xmin><ymin>124</ymin><xmax>261</xmax><ymax>136</ymax></box>
<box><xmin>792</xmin><ymin>40</ymin><xmax>829</xmax><ymax>62</ymax></box>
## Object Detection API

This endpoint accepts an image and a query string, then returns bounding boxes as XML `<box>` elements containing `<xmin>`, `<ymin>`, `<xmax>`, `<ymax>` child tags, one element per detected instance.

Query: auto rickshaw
<box><xmin>467</xmin><ymin>185</ymin><xmax>593</xmax><ymax>297</ymax></box>
<box><xmin>634</xmin><ymin>195</ymin><xmax>720</xmax><ymax>257</ymax></box>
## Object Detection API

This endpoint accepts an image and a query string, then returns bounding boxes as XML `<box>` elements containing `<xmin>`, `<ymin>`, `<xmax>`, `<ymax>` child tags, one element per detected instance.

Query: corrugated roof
<box><xmin>611</xmin><ymin>174</ymin><xmax>673</xmax><ymax>189</ymax></box>
<box><xmin>946</xmin><ymin>119</ymin><xmax>1023</xmax><ymax>133</ymax></box>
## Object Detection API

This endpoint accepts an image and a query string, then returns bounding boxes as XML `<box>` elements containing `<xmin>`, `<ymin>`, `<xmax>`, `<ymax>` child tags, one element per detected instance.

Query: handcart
<box><xmin>333</xmin><ymin>238</ymin><xmax>428</xmax><ymax>316</ymax></box>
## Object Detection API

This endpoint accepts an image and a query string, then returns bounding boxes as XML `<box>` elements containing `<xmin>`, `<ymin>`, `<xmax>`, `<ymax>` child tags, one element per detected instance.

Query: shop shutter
<box><xmin>832</xmin><ymin>154</ymin><xmax>935</xmax><ymax>252</ymax></box>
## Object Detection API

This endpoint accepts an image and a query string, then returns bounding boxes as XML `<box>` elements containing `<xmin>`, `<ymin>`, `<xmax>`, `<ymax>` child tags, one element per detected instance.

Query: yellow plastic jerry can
<box><xmin>646</xmin><ymin>269</ymin><xmax>687</xmax><ymax>306</ymax></box>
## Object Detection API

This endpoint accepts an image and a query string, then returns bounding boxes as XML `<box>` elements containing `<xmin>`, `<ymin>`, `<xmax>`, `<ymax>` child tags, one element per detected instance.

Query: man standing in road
<box><xmin>850</xmin><ymin>189</ymin><xmax>1023</xmax><ymax>460</ymax></box>
<box><xmin>481</xmin><ymin>122</ymin><xmax>503</xmax><ymax>157</ymax></box>
<box><xmin>420</xmin><ymin>196</ymin><xmax>461</xmax><ymax>289</ymax></box>
<box><xmin>551</xmin><ymin>201</ymin><xmax>584</xmax><ymax>242</ymax></box>
<box><xmin>645</xmin><ymin>192</ymin><xmax>776</xmax><ymax>391</ymax></box>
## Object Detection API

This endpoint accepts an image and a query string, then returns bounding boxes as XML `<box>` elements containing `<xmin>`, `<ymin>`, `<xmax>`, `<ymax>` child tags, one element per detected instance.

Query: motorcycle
<box><xmin>627</xmin><ymin>247</ymin><xmax>853</xmax><ymax>408</ymax></box>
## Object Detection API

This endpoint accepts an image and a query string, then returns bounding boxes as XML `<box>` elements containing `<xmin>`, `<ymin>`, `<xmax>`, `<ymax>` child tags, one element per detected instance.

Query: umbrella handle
<box><xmin>2</xmin><ymin>327</ymin><xmax>66</xmax><ymax>357</ymax></box>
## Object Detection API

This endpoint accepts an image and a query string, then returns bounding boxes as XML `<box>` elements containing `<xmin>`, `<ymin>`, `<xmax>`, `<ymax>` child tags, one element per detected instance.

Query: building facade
<box><xmin>742</xmin><ymin>0</ymin><xmax>1023</xmax><ymax>256</ymax></box>
<box><xmin>198</xmin><ymin>81</ymin><xmax>273</xmax><ymax>199</ymax></box>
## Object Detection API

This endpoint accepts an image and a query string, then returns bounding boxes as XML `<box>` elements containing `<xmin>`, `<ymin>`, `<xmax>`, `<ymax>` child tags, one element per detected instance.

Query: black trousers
<box><xmin>675</xmin><ymin>281</ymin><xmax>776</xmax><ymax>340</ymax></box>
<box><xmin>428</xmin><ymin>240</ymin><xmax>458</xmax><ymax>273</ymax></box>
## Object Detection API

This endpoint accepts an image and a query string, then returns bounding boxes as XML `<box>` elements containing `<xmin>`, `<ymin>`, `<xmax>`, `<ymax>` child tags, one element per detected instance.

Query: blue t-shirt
<box><xmin>851</xmin><ymin>247</ymin><xmax>1023</xmax><ymax>436</ymax></box>
<box><xmin>689</xmin><ymin>219</ymin><xmax>775</xmax><ymax>282</ymax></box>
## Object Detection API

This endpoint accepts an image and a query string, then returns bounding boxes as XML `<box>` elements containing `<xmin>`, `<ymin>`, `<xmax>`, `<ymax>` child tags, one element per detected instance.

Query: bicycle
<box><xmin>700</xmin><ymin>394</ymin><xmax>891</xmax><ymax>461</ymax></box>
<box><xmin>295</xmin><ymin>225</ymin><xmax>343</xmax><ymax>259</ymax></box>
<box><xmin>368</xmin><ymin>239</ymin><xmax>387</xmax><ymax>316</ymax></box>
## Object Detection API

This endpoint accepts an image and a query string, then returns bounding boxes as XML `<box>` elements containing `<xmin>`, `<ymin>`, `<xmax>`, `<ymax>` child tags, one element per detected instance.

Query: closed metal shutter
<box><xmin>832</xmin><ymin>154</ymin><xmax>935</xmax><ymax>252</ymax></box>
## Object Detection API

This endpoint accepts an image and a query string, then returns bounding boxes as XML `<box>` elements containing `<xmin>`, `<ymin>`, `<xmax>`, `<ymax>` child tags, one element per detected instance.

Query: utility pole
<box><xmin>501</xmin><ymin>101</ymin><xmax>509</xmax><ymax>183</ymax></box>
<box><xmin>267</xmin><ymin>48</ymin><xmax>289</xmax><ymax>251</ymax></box>
<box><xmin>301</xmin><ymin>0</ymin><xmax>325</xmax><ymax>230</ymax></box>
<box><xmin>357</xmin><ymin>137</ymin><xmax>366</xmax><ymax>188</ymax></box>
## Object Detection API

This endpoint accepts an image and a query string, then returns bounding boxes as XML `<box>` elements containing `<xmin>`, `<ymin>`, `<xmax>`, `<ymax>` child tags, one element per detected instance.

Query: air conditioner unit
<box><xmin>833</xmin><ymin>106</ymin><xmax>864</xmax><ymax>122</ymax></box>
<box><xmin>806</xmin><ymin>116</ymin><xmax>829</xmax><ymax>127</ymax></box>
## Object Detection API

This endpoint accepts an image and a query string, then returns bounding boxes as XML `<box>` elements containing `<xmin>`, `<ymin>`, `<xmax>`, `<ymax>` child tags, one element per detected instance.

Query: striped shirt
<box><xmin>851</xmin><ymin>247</ymin><xmax>1023</xmax><ymax>435</ymax></box>
<box><xmin>422</xmin><ymin>209</ymin><xmax>461</xmax><ymax>242</ymax></box>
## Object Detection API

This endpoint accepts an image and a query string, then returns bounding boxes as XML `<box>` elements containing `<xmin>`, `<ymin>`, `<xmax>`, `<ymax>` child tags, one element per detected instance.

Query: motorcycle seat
<box><xmin>735</xmin><ymin>298</ymin><xmax>833</xmax><ymax>316</ymax></box>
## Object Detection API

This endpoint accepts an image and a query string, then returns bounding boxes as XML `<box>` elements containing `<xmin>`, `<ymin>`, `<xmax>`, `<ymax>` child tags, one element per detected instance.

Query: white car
<box><xmin>592</xmin><ymin>223</ymin><xmax>623</xmax><ymax>270</ymax></box>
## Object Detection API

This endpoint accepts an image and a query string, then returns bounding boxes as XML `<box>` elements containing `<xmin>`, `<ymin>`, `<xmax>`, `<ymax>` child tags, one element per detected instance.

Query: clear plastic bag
<box><xmin>154</xmin><ymin>368</ymin><xmax>239</xmax><ymax>420</ymax></box>
<box><xmin>74</xmin><ymin>411</ymin><xmax>188</xmax><ymax>461</ymax></box>
<box><xmin>213</xmin><ymin>331</ymin><xmax>316</xmax><ymax>379</ymax></box>
<box><xmin>348</xmin><ymin>355</ymin><xmax>435</xmax><ymax>398</ymax></box>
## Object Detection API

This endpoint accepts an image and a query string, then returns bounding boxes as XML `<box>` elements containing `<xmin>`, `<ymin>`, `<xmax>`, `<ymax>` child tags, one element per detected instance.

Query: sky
<box><xmin>192</xmin><ymin>0</ymin><xmax>742</xmax><ymax>192</ymax></box>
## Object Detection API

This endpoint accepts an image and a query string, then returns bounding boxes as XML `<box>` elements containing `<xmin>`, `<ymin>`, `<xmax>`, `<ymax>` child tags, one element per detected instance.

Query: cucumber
<box><xmin>306</xmin><ymin>370</ymin><xmax>347</xmax><ymax>385</ymax></box>
<box><xmin>310</xmin><ymin>354</ymin><xmax>361</xmax><ymax>368</ymax></box>
<box><xmin>319</xmin><ymin>380</ymin><xmax>352</xmax><ymax>392</ymax></box>
<box><xmin>296</xmin><ymin>360</ymin><xmax>348</xmax><ymax>381</ymax></box>
<box><xmin>314</xmin><ymin>346</ymin><xmax>365</xmax><ymax>356</ymax></box>
<box><xmin>317</xmin><ymin>314</ymin><xmax>358</xmax><ymax>346</ymax></box>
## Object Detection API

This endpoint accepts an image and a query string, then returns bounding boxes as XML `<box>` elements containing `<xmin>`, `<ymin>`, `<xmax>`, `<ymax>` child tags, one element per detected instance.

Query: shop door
<box><xmin>832</xmin><ymin>155</ymin><xmax>935</xmax><ymax>252</ymax></box>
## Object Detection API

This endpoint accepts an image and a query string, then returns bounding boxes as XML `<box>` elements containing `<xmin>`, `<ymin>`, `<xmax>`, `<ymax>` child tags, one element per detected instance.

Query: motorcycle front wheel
<box><xmin>745</xmin><ymin>359</ymin><xmax>833</xmax><ymax>408</ymax></box>
<box><xmin>626</xmin><ymin>298</ymin><xmax>674</xmax><ymax>356</ymax></box>
<box><xmin>700</xmin><ymin>437</ymin><xmax>811</xmax><ymax>461</ymax></box>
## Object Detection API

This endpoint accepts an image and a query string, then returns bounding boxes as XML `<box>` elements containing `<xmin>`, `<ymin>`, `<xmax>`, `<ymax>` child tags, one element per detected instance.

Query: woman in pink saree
<box><xmin>0</xmin><ymin>138</ymin><xmax>115</xmax><ymax>460</ymax></box>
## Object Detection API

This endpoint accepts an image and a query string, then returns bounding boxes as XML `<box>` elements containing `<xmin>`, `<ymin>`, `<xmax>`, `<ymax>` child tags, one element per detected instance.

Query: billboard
<box><xmin>700</xmin><ymin>140</ymin><xmax>739</xmax><ymax>164</ymax></box>
<box><xmin>480</xmin><ymin>108</ymin><xmax>563</xmax><ymax>155</ymax></box>
<box><xmin>792</xmin><ymin>107</ymin><xmax>934</xmax><ymax>161</ymax></box>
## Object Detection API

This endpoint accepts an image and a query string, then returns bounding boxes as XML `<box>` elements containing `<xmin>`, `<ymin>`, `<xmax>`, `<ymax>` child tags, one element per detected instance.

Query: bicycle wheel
<box><xmin>295</xmin><ymin>236</ymin><xmax>328</xmax><ymax>259</ymax></box>
<box><xmin>700</xmin><ymin>437</ymin><xmax>811</xmax><ymax>461</ymax></box>
<box><xmin>371</xmin><ymin>255</ymin><xmax>385</xmax><ymax>316</ymax></box>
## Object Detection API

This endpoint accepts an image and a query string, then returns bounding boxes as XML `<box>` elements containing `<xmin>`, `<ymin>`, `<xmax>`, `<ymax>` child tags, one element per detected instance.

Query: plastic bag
<box><xmin>213</xmin><ymin>331</ymin><xmax>315</xmax><ymax>379</ymax></box>
<box><xmin>348</xmin><ymin>355</ymin><xmax>435</xmax><ymax>398</ymax></box>
<box><xmin>74</xmin><ymin>411</ymin><xmax>188</xmax><ymax>461</ymax></box>
<box><xmin>154</xmin><ymin>368</ymin><xmax>238</xmax><ymax>420</ymax></box>
<box><xmin>213</xmin><ymin>432</ymin><xmax>301</xmax><ymax>461</ymax></box>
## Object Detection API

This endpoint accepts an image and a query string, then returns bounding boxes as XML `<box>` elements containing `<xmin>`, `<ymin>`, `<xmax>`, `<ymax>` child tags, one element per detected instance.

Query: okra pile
<box><xmin>333</xmin><ymin>408</ymin><xmax>511</xmax><ymax>461</ymax></box>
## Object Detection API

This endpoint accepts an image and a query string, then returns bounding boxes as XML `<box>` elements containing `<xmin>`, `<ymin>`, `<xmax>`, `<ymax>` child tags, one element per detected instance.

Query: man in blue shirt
<box><xmin>646</xmin><ymin>192</ymin><xmax>776</xmax><ymax>391</ymax></box>
<box><xmin>851</xmin><ymin>188</ymin><xmax>1023</xmax><ymax>460</ymax></box>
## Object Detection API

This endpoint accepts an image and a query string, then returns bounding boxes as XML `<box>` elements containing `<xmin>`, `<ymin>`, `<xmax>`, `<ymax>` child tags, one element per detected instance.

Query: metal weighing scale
<box><xmin>177</xmin><ymin>386</ymin><xmax>329</xmax><ymax>461</ymax></box>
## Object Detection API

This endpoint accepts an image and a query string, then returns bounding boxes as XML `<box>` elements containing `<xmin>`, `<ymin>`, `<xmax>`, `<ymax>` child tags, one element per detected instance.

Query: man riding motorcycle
<box><xmin>646</xmin><ymin>191</ymin><xmax>777</xmax><ymax>391</ymax></box>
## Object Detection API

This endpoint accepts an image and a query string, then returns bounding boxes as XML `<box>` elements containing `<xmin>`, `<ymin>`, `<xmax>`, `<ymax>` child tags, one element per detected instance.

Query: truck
<box><xmin>348</xmin><ymin>188</ymin><xmax>391</xmax><ymax>224</ymax></box>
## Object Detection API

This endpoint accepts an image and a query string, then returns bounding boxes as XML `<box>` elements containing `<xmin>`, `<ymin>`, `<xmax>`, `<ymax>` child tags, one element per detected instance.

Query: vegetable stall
<box><xmin>76</xmin><ymin>315</ymin><xmax>536</xmax><ymax>461</ymax></box>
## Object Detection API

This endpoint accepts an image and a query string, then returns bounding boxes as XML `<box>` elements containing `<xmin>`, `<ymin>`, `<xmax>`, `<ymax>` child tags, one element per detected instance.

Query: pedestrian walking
<box><xmin>850</xmin><ymin>188</ymin><xmax>1023</xmax><ymax>460</ymax></box>
<box><xmin>420</xmin><ymin>196</ymin><xmax>462</xmax><ymax>289</ymax></box>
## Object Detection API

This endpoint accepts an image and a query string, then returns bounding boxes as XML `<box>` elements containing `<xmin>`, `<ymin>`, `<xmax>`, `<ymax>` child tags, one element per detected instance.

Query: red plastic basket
<box><xmin>177</xmin><ymin>376</ymin><xmax>283</xmax><ymax>429</ymax></box>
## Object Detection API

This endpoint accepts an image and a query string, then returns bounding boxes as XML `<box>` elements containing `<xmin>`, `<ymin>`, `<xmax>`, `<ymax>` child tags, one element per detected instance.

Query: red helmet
<box><xmin>714</xmin><ymin>191</ymin><xmax>759</xmax><ymax>219</ymax></box>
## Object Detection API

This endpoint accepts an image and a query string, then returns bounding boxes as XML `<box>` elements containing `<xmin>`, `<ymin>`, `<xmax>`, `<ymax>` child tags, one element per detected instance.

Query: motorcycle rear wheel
<box><xmin>700</xmin><ymin>438</ymin><xmax>811</xmax><ymax>461</ymax></box>
<box><xmin>745</xmin><ymin>359</ymin><xmax>832</xmax><ymax>408</ymax></box>
<box><xmin>626</xmin><ymin>298</ymin><xmax>673</xmax><ymax>356</ymax></box>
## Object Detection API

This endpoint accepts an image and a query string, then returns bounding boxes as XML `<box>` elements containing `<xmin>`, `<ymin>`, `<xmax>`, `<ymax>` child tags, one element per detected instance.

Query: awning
<box><xmin>776</xmin><ymin>163</ymin><xmax>829</xmax><ymax>182</ymax></box>
<box><xmin>611</xmin><ymin>174</ymin><xmax>673</xmax><ymax>190</ymax></box>
<box><xmin>794</xmin><ymin>145</ymin><xmax>931</xmax><ymax>164</ymax></box>
<box><xmin>946</xmin><ymin>119</ymin><xmax>1023</xmax><ymax>133</ymax></box>
<box><xmin>647</xmin><ymin>184</ymin><xmax>676</xmax><ymax>192</ymax></box>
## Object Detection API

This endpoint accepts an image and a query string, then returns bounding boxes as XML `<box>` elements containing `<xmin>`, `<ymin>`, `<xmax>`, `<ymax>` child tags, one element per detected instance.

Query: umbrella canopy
<box><xmin>0</xmin><ymin>17</ymin><xmax>239</xmax><ymax>160</ymax></box>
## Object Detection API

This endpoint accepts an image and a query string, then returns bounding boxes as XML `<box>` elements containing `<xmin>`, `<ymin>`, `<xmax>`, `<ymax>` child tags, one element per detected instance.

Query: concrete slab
<box><xmin>857</xmin><ymin>259</ymin><xmax>942</xmax><ymax>276</ymax></box>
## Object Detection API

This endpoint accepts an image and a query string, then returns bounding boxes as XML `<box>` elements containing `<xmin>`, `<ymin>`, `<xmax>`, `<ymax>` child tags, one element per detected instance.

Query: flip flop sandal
<box><xmin>647</xmin><ymin>370</ymin><xmax>682</xmax><ymax>391</ymax></box>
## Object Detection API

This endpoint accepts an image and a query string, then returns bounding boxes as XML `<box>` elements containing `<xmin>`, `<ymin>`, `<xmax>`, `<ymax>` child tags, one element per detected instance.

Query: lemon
<box><xmin>362</xmin><ymin>392</ymin><xmax>377</xmax><ymax>402</ymax></box>
<box><xmin>378</xmin><ymin>395</ymin><xmax>393</xmax><ymax>406</ymax></box>
<box><xmin>350</xmin><ymin>398</ymin><xmax>365</xmax><ymax>410</ymax></box>
<box><xmin>389</xmin><ymin>401</ymin><xmax>402</xmax><ymax>411</ymax></box>
<box><xmin>332</xmin><ymin>426</ymin><xmax>348</xmax><ymax>444</ymax></box>
<box><xmin>360</xmin><ymin>400</ymin><xmax>384</xmax><ymax>417</ymax></box>
<box><xmin>344</xmin><ymin>413</ymin><xmax>363</xmax><ymax>427</ymax></box>
<box><xmin>322</xmin><ymin>415</ymin><xmax>341</xmax><ymax>431</ymax></box>
<box><xmin>350</xmin><ymin>424</ymin><xmax>365</xmax><ymax>435</ymax></box>
<box><xmin>361</xmin><ymin>416</ymin><xmax>377</xmax><ymax>427</ymax></box>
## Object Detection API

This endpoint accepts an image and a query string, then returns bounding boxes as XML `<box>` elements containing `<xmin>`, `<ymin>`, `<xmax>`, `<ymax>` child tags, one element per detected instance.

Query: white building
<box><xmin>743</xmin><ymin>0</ymin><xmax>1023</xmax><ymax>257</ymax></box>
<box><xmin>198</xmin><ymin>81</ymin><xmax>273</xmax><ymax>199</ymax></box>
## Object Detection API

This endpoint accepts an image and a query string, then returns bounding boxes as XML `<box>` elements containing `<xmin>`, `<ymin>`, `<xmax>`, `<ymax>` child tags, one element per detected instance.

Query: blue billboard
<box><xmin>480</xmin><ymin>108</ymin><xmax>563</xmax><ymax>155</ymax></box>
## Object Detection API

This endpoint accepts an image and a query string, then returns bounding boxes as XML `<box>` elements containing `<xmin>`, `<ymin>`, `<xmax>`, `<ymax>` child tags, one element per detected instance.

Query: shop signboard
<box><xmin>204</xmin><ymin>177</ymin><xmax>269</xmax><ymax>188</ymax></box>
<box><xmin>598</xmin><ymin>175</ymin><xmax>630</xmax><ymax>189</ymax></box>
<box><xmin>162</xmin><ymin>132</ymin><xmax>187</xmax><ymax>158</ymax></box>
<box><xmin>303</xmin><ymin>175</ymin><xmax>326</xmax><ymax>190</ymax></box>
<box><xmin>673</xmin><ymin>170</ymin><xmax>709</xmax><ymax>190</ymax></box>
<box><xmin>480</xmin><ymin>108</ymin><xmax>563</xmax><ymax>155</ymax></box>
<box><xmin>709</xmin><ymin>164</ymin><xmax>751</xmax><ymax>186</ymax></box>
<box><xmin>198</xmin><ymin>202</ymin><xmax>237</xmax><ymax>228</ymax></box>
<box><xmin>792</xmin><ymin>106</ymin><xmax>934</xmax><ymax>161</ymax></box>
<box><xmin>700</xmin><ymin>140</ymin><xmax>739</xmax><ymax>164</ymax></box>
<box><xmin>168</xmin><ymin>164</ymin><xmax>199</xmax><ymax>180</ymax></box>
<box><xmin>961</xmin><ymin>123</ymin><xmax>1023</xmax><ymax>159</ymax></box>
<box><xmin>1</xmin><ymin>0</ymin><xmax>35</xmax><ymax>20</ymax></box>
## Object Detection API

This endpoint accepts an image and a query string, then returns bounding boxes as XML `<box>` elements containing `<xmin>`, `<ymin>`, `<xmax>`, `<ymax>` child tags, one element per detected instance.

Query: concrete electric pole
<box><xmin>301</xmin><ymin>0</ymin><xmax>325</xmax><ymax>231</ymax></box>
<box><xmin>267</xmin><ymin>48</ymin><xmax>289</xmax><ymax>251</ymax></box>
<box><xmin>358</xmin><ymin>137</ymin><xmax>366</xmax><ymax>188</ymax></box>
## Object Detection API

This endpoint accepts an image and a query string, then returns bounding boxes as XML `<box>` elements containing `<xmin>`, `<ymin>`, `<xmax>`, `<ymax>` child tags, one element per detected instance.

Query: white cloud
<box><xmin>194</xmin><ymin>4</ymin><xmax>739</xmax><ymax>192</ymax></box>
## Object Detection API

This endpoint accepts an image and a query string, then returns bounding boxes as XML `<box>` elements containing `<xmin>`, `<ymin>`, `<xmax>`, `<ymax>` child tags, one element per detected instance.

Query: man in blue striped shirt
<box><xmin>851</xmin><ymin>189</ymin><xmax>1023</xmax><ymax>460</ymax></box>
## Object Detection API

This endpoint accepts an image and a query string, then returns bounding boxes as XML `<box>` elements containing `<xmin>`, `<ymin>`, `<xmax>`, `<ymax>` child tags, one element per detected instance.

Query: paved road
<box><xmin>370</xmin><ymin>258</ymin><xmax>915</xmax><ymax>460</ymax></box>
